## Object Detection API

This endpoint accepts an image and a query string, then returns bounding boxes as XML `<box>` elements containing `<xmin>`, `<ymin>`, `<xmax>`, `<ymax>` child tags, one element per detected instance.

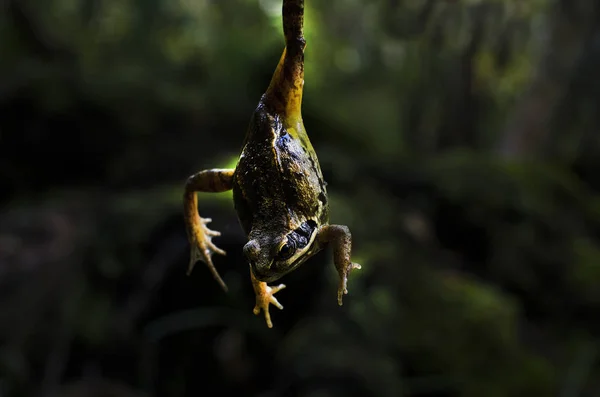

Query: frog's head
<box><xmin>244</xmin><ymin>220</ymin><xmax>318</xmax><ymax>282</ymax></box>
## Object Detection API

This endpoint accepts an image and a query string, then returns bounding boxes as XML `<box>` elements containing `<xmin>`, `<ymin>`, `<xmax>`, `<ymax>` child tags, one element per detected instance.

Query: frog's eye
<box><xmin>277</xmin><ymin>240</ymin><xmax>296</xmax><ymax>260</ymax></box>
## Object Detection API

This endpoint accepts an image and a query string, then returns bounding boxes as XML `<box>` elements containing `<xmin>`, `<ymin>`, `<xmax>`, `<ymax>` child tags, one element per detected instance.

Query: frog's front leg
<box><xmin>184</xmin><ymin>168</ymin><xmax>235</xmax><ymax>291</ymax></box>
<box><xmin>317</xmin><ymin>225</ymin><xmax>361</xmax><ymax>305</ymax></box>
<box><xmin>250</xmin><ymin>269</ymin><xmax>286</xmax><ymax>328</ymax></box>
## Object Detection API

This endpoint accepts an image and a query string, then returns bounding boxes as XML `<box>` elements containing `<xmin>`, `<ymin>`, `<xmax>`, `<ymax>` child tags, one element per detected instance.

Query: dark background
<box><xmin>1</xmin><ymin>0</ymin><xmax>600</xmax><ymax>396</ymax></box>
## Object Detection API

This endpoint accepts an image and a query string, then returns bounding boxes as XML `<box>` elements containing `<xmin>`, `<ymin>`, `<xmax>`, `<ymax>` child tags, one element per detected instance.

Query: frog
<box><xmin>183</xmin><ymin>0</ymin><xmax>360</xmax><ymax>328</ymax></box>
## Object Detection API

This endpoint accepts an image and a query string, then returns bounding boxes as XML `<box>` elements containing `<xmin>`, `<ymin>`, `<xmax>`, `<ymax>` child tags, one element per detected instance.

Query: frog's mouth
<box><xmin>252</xmin><ymin>253</ymin><xmax>311</xmax><ymax>283</ymax></box>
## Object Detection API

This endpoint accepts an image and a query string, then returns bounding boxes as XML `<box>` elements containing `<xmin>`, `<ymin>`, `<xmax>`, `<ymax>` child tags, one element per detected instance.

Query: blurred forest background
<box><xmin>1</xmin><ymin>0</ymin><xmax>600</xmax><ymax>396</ymax></box>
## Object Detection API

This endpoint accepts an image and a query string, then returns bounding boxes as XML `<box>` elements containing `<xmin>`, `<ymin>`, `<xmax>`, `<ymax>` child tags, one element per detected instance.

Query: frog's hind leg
<box><xmin>184</xmin><ymin>168</ymin><xmax>235</xmax><ymax>291</ymax></box>
<box><xmin>250</xmin><ymin>270</ymin><xmax>286</xmax><ymax>328</ymax></box>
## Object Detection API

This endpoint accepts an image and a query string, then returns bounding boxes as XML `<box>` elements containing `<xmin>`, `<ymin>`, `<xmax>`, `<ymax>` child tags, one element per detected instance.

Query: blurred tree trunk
<box><xmin>497</xmin><ymin>0</ymin><xmax>600</xmax><ymax>159</ymax></box>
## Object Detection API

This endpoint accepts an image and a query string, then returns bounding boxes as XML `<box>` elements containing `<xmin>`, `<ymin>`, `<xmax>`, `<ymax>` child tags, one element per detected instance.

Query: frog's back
<box><xmin>233</xmin><ymin>0</ymin><xmax>328</xmax><ymax>236</ymax></box>
<box><xmin>232</xmin><ymin>101</ymin><xmax>328</xmax><ymax>235</ymax></box>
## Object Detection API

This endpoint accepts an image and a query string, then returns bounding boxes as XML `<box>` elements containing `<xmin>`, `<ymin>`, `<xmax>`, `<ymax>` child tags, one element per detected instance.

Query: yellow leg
<box><xmin>183</xmin><ymin>168</ymin><xmax>235</xmax><ymax>291</ymax></box>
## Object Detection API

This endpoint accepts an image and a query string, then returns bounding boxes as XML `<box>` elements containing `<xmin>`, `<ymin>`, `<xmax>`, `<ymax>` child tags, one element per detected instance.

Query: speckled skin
<box><xmin>232</xmin><ymin>101</ymin><xmax>328</xmax><ymax>282</ymax></box>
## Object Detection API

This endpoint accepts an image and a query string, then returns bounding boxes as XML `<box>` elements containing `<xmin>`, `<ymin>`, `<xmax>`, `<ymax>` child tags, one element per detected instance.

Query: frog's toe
<box><xmin>205</xmin><ymin>238</ymin><xmax>226</xmax><ymax>256</ymax></box>
<box><xmin>200</xmin><ymin>219</ymin><xmax>226</xmax><ymax>254</ymax></box>
<box><xmin>205</xmin><ymin>228</ymin><xmax>221</xmax><ymax>237</ymax></box>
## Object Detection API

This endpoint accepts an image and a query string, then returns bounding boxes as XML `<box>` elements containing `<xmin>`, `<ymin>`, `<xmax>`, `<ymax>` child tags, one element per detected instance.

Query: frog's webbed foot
<box><xmin>187</xmin><ymin>217</ymin><xmax>227</xmax><ymax>288</ymax></box>
<box><xmin>183</xmin><ymin>168</ymin><xmax>235</xmax><ymax>291</ymax></box>
<box><xmin>251</xmin><ymin>271</ymin><xmax>286</xmax><ymax>328</ymax></box>
<box><xmin>317</xmin><ymin>224</ymin><xmax>361</xmax><ymax>306</ymax></box>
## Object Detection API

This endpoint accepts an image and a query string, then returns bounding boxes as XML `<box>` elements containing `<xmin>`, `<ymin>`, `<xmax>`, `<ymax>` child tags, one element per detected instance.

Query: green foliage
<box><xmin>2</xmin><ymin>0</ymin><xmax>600</xmax><ymax>396</ymax></box>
